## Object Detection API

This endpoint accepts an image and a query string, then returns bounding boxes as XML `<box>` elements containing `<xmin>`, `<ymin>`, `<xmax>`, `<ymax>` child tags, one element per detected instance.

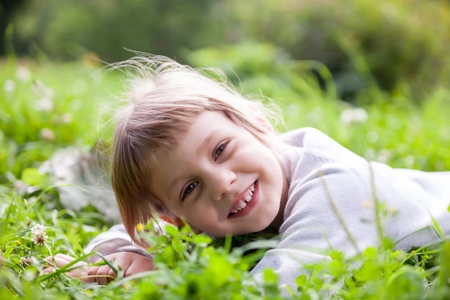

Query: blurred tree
<box><xmin>225</xmin><ymin>0</ymin><xmax>450</xmax><ymax>101</ymax></box>
<box><xmin>6</xmin><ymin>0</ymin><xmax>450</xmax><ymax>102</ymax></box>
<box><xmin>11</xmin><ymin>0</ymin><xmax>229</xmax><ymax>62</ymax></box>
<box><xmin>0</xmin><ymin>0</ymin><xmax>26</xmax><ymax>55</ymax></box>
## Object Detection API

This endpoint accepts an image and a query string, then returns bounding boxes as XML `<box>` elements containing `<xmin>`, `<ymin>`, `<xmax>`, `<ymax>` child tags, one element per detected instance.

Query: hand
<box><xmin>87</xmin><ymin>252</ymin><xmax>155</xmax><ymax>285</ymax></box>
<box><xmin>43</xmin><ymin>254</ymin><xmax>89</xmax><ymax>282</ymax></box>
<box><xmin>44</xmin><ymin>252</ymin><xmax>154</xmax><ymax>285</ymax></box>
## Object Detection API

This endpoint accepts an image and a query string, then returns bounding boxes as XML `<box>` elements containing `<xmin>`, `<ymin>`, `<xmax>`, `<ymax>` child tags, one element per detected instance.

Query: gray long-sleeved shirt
<box><xmin>85</xmin><ymin>128</ymin><xmax>450</xmax><ymax>290</ymax></box>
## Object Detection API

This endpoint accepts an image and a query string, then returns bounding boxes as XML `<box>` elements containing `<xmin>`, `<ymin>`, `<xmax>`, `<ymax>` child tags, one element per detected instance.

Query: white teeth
<box><xmin>232</xmin><ymin>201</ymin><xmax>247</xmax><ymax>214</ymax></box>
<box><xmin>230</xmin><ymin>183</ymin><xmax>256</xmax><ymax>215</ymax></box>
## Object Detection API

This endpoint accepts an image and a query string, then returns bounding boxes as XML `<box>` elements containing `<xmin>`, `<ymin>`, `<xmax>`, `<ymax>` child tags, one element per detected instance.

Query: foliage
<box><xmin>0</xmin><ymin>189</ymin><xmax>449</xmax><ymax>299</ymax></box>
<box><xmin>225</xmin><ymin>0</ymin><xmax>450</xmax><ymax>101</ymax></box>
<box><xmin>7</xmin><ymin>0</ymin><xmax>450</xmax><ymax>101</ymax></box>
<box><xmin>1</xmin><ymin>50</ymin><xmax>450</xmax><ymax>298</ymax></box>
<box><xmin>0</xmin><ymin>57</ymin><xmax>120</xmax><ymax>182</ymax></box>
<box><xmin>10</xmin><ymin>0</ymin><xmax>225</xmax><ymax>62</ymax></box>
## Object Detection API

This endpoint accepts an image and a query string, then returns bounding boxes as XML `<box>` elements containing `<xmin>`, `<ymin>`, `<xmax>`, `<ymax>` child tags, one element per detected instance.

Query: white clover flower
<box><xmin>60</xmin><ymin>113</ymin><xmax>73</xmax><ymax>124</ymax></box>
<box><xmin>40</xmin><ymin>128</ymin><xmax>55</xmax><ymax>142</ymax></box>
<box><xmin>13</xmin><ymin>180</ymin><xmax>27</xmax><ymax>195</ymax></box>
<box><xmin>16</xmin><ymin>66</ymin><xmax>31</xmax><ymax>83</ymax></box>
<box><xmin>23</xmin><ymin>270</ymin><xmax>36</xmax><ymax>281</ymax></box>
<box><xmin>31</xmin><ymin>224</ymin><xmax>48</xmax><ymax>245</ymax></box>
<box><xmin>340</xmin><ymin>107</ymin><xmax>368</xmax><ymax>125</ymax></box>
<box><xmin>20</xmin><ymin>256</ymin><xmax>33</xmax><ymax>267</ymax></box>
<box><xmin>35</xmin><ymin>98</ymin><xmax>54</xmax><ymax>112</ymax></box>
<box><xmin>377</xmin><ymin>149</ymin><xmax>391</xmax><ymax>164</ymax></box>
<box><xmin>405</xmin><ymin>155</ymin><xmax>415</xmax><ymax>167</ymax></box>
<box><xmin>367</xmin><ymin>131</ymin><xmax>378</xmax><ymax>143</ymax></box>
<box><xmin>3</xmin><ymin>79</ymin><xmax>16</xmax><ymax>94</ymax></box>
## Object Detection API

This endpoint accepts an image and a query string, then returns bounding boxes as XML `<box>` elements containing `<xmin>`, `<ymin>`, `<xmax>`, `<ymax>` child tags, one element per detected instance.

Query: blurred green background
<box><xmin>1</xmin><ymin>2</ymin><xmax>450</xmax><ymax>298</ymax></box>
<box><xmin>1</xmin><ymin>0</ymin><xmax>450</xmax><ymax>180</ymax></box>
<box><xmin>3</xmin><ymin>0</ymin><xmax>450</xmax><ymax>101</ymax></box>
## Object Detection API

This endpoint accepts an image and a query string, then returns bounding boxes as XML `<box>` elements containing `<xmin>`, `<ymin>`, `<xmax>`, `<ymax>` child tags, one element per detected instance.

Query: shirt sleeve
<box><xmin>250</xmin><ymin>128</ymin><xmax>450</xmax><ymax>294</ymax></box>
<box><xmin>250</xmin><ymin>157</ymin><xmax>378</xmax><ymax>293</ymax></box>
<box><xmin>84</xmin><ymin>224</ymin><xmax>152</xmax><ymax>263</ymax></box>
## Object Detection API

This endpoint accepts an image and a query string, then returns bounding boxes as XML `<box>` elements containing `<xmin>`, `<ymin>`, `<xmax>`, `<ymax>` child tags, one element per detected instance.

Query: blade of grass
<box><xmin>1</xmin><ymin>193</ymin><xmax>16</xmax><ymax>236</ymax></box>
<box><xmin>29</xmin><ymin>183</ymin><xmax>88</xmax><ymax>210</ymax></box>
<box><xmin>49</xmin><ymin>227</ymin><xmax>86</xmax><ymax>256</ymax></box>
<box><xmin>37</xmin><ymin>252</ymin><xmax>96</xmax><ymax>283</ymax></box>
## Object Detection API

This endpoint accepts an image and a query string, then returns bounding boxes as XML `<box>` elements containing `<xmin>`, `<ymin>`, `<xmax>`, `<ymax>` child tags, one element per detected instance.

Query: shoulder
<box><xmin>279</xmin><ymin>129</ymin><xmax>374</xmax><ymax>230</ymax></box>
<box><xmin>278</xmin><ymin>127</ymin><xmax>368</xmax><ymax>172</ymax></box>
<box><xmin>279</xmin><ymin>127</ymin><xmax>326</xmax><ymax>147</ymax></box>
<box><xmin>280</xmin><ymin>128</ymin><xmax>351</xmax><ymax>158</ymax></box>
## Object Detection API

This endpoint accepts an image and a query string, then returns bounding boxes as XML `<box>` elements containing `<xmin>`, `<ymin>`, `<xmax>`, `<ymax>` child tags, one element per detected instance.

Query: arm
<box><xmin>44</xmin><ymin>252</ymin><xmax>154</xmax><ymax>285</ymax></box>
<box><xmin>44</xmin><ymin>224</ymin><xmax>154</xmax><ymax>284</ymax></box>
<box><xmin>84</xmin><ymin>224</ymin><xmax>152</xmax><ymax>263</ymax></box>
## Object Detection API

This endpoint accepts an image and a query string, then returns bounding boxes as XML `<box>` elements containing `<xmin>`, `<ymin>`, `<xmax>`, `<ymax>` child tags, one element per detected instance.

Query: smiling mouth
<box><xmin>228</xmin><ymin>181</ymin><xmax>257</xmax><ymax>218</ymax></box>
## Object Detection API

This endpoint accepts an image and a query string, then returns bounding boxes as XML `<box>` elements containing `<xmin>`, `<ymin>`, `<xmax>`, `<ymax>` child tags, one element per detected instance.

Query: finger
<box><xmin>95</xmin><ymin>265</ymin><xmax>116</xmax><ymax>285</ymax></box>
<box><xmin>54</xmin><ymin>254</ymin><xmax>77</xmax><ymax>261</ymax></box>
<box><xmin>57</xmin><ymin>258</ymin><xmax>85</xmax><ymax>269</ymax></box>
<box><xmin>125</xmin><ymin>257</ymin><xmax>154</xmax><ymax>277</ymax></box>
<box><xmin>84</xmin><ymin>266</ymin><xmax>99</xmax><ymax>284</ymax></box>
<box><xmin>45</xmin><ymin>254</ymin><xmax>75</xmax><ymax>268</ymax></box>
<box><xmin>42</xmin><ymin>267</ymin><xmax>55</xmax><ymax>274</ymax></box>
<box><xmin>93</xmin><ymin>256</ymin><xmax>119</xmax><ymax>285</ymax></box>
<box><xmin>107</xmin><ymin>267</ymin><xmax>118</xmax><ymax>284</ymax></box>
<box><xmin>113</xmin><ymin>256</ymin><xmax>132</xmax><ymax>278</ymax></box>
<box><xmin>66</xmin><ymin>267</ymin><xmax>88</xmax><ymax>281</ymax></box>
<box><xmin>44</xmin><ymin>256</ymin><xmax>53</xmax><ymax>265</ymax></box>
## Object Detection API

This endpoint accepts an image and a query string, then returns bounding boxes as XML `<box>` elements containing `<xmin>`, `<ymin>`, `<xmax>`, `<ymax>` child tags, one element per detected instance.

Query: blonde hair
<box><xmin>110</xmin><ymin>54</ymin><xmax>284</xmax><ymax>245</ymax></box>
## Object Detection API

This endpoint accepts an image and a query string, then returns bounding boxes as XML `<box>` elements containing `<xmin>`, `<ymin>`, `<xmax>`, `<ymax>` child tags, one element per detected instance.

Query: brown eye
<box><xmin>182</xmin><ymin>181</ymin><xmax>198</xmax><ymax>201</ymax></box>
<box><xmin>214</xmin><ymin>141</ymin><xmax>228</xmax><ymax>161</ymax></box>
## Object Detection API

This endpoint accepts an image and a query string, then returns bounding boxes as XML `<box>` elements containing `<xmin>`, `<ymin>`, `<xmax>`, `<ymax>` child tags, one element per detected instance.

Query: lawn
<box><xmin>1</xmin><ymin>53</ymin><xmax>449</xmax><ymax>299</ymax></box>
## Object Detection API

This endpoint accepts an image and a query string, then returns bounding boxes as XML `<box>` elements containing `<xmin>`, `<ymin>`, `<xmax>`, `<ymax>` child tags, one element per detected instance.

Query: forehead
<box><xmin>147</xmin><ymin>111</ymin><xmax>245</xmax><ymax>194</ymax></box>
<box><xmin>150</xmin><ymin>111</ymin><xmax>237</xmax><ymax>166</ymax></box>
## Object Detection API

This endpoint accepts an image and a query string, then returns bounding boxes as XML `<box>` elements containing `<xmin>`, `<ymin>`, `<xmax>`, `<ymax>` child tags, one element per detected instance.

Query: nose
<box><xmin>206</xmin><ymin>165</ymin><xmax>236</xmax><ymax>201</ymax></box>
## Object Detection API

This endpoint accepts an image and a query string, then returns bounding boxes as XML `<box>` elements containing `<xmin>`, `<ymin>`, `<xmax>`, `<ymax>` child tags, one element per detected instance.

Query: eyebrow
<box><xmin>197</xmin><ymin>133</ymin><xmax>214</xmax><ymax>157</ymax></box>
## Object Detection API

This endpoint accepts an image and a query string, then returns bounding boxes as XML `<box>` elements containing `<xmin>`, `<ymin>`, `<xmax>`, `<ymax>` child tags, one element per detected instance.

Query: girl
<box><xmin>45</xmin><ymin>55</ymin><xmax>450</xmax><ymax>292</ymax></box>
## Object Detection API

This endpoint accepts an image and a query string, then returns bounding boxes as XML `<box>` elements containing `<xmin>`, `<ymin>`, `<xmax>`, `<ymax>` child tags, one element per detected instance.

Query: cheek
<box><xmin>184</xmin><ymin>207</ymin><xmax>227</xmax><ymax>236</ymax></box>
<box><xmin>241</xmin><ymin>145</ymin><xmax>280</xmax><ymax>173</ymax></box>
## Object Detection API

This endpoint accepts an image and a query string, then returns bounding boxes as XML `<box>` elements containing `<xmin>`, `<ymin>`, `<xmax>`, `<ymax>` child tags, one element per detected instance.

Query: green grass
<box><xmin>0</xmin><ymin>56</ymin><xmax>449</xmax><ymax>299</ymax></box>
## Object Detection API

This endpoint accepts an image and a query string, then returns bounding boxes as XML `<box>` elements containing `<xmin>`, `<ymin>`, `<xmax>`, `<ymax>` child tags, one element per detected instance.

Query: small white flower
<box><xmin>20</xmin><ymin>256</ymin><xmax>33</xmax><ymax>267</ymax></box>
<box><xmin>340</xmin><ymin>107</ymin><xmax>368</xmax><ymax>125</ymax></box>
<box><xmin>41</xmin><ymin>128</ymin><xmax>55</xmax><ymax>142</ymax></box>
<box><xmin>35</xmin><ymin>98</ymin><xmax>54</xmax><ymax>112</ymax></box>
<box><xmin>33</xmin><ymin>80</ymin><xmax>55</xmax><ymax>99</ymax></box>
<box><xmin>367</xmin><ymin>131</ymin><xmax>378</xmax><ymax>143</ymax></box>
<box><xmin>13</xmin><ymin>180</ymin><xmax>27</xmax><ymax>195</ymax></box>
<box><xmin>23</xmin><ymin>270</ymin><xmax>36</xmax><ymax>281</ymax></box>
<box><xmin>4</xmin><ymin>80</ymin><xmax>16</xmax><ymax>94</ymax></box>
<box><xmin>16</xmin><ymin>66</ymin><xmax>31</xmax><ymax>83</ymax></box>
<box><xmin>377</xmin><ymin>149</ymin><xmax>391</xmax><ymax>164</ymax></box>
<box><xmin>31</xmin><ymin>224</ymin><xmax>48</xmax><ymax>245</ymax></box>
<box><xmin>405</xmin><ymin>155</ymin><xmax>415</xmax><ymax>167</ymax></box>
<box><xmin>60</xmin><ymin>113</ymin><xmax>73</xmax><ymax>124</ymax></box>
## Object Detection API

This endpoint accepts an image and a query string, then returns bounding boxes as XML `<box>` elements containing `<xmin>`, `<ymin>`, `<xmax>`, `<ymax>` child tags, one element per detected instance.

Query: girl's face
<box><xmin>149</xmin><ymin>111</ymin><xmax>288</xmax><ymax>237</ymax></box>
